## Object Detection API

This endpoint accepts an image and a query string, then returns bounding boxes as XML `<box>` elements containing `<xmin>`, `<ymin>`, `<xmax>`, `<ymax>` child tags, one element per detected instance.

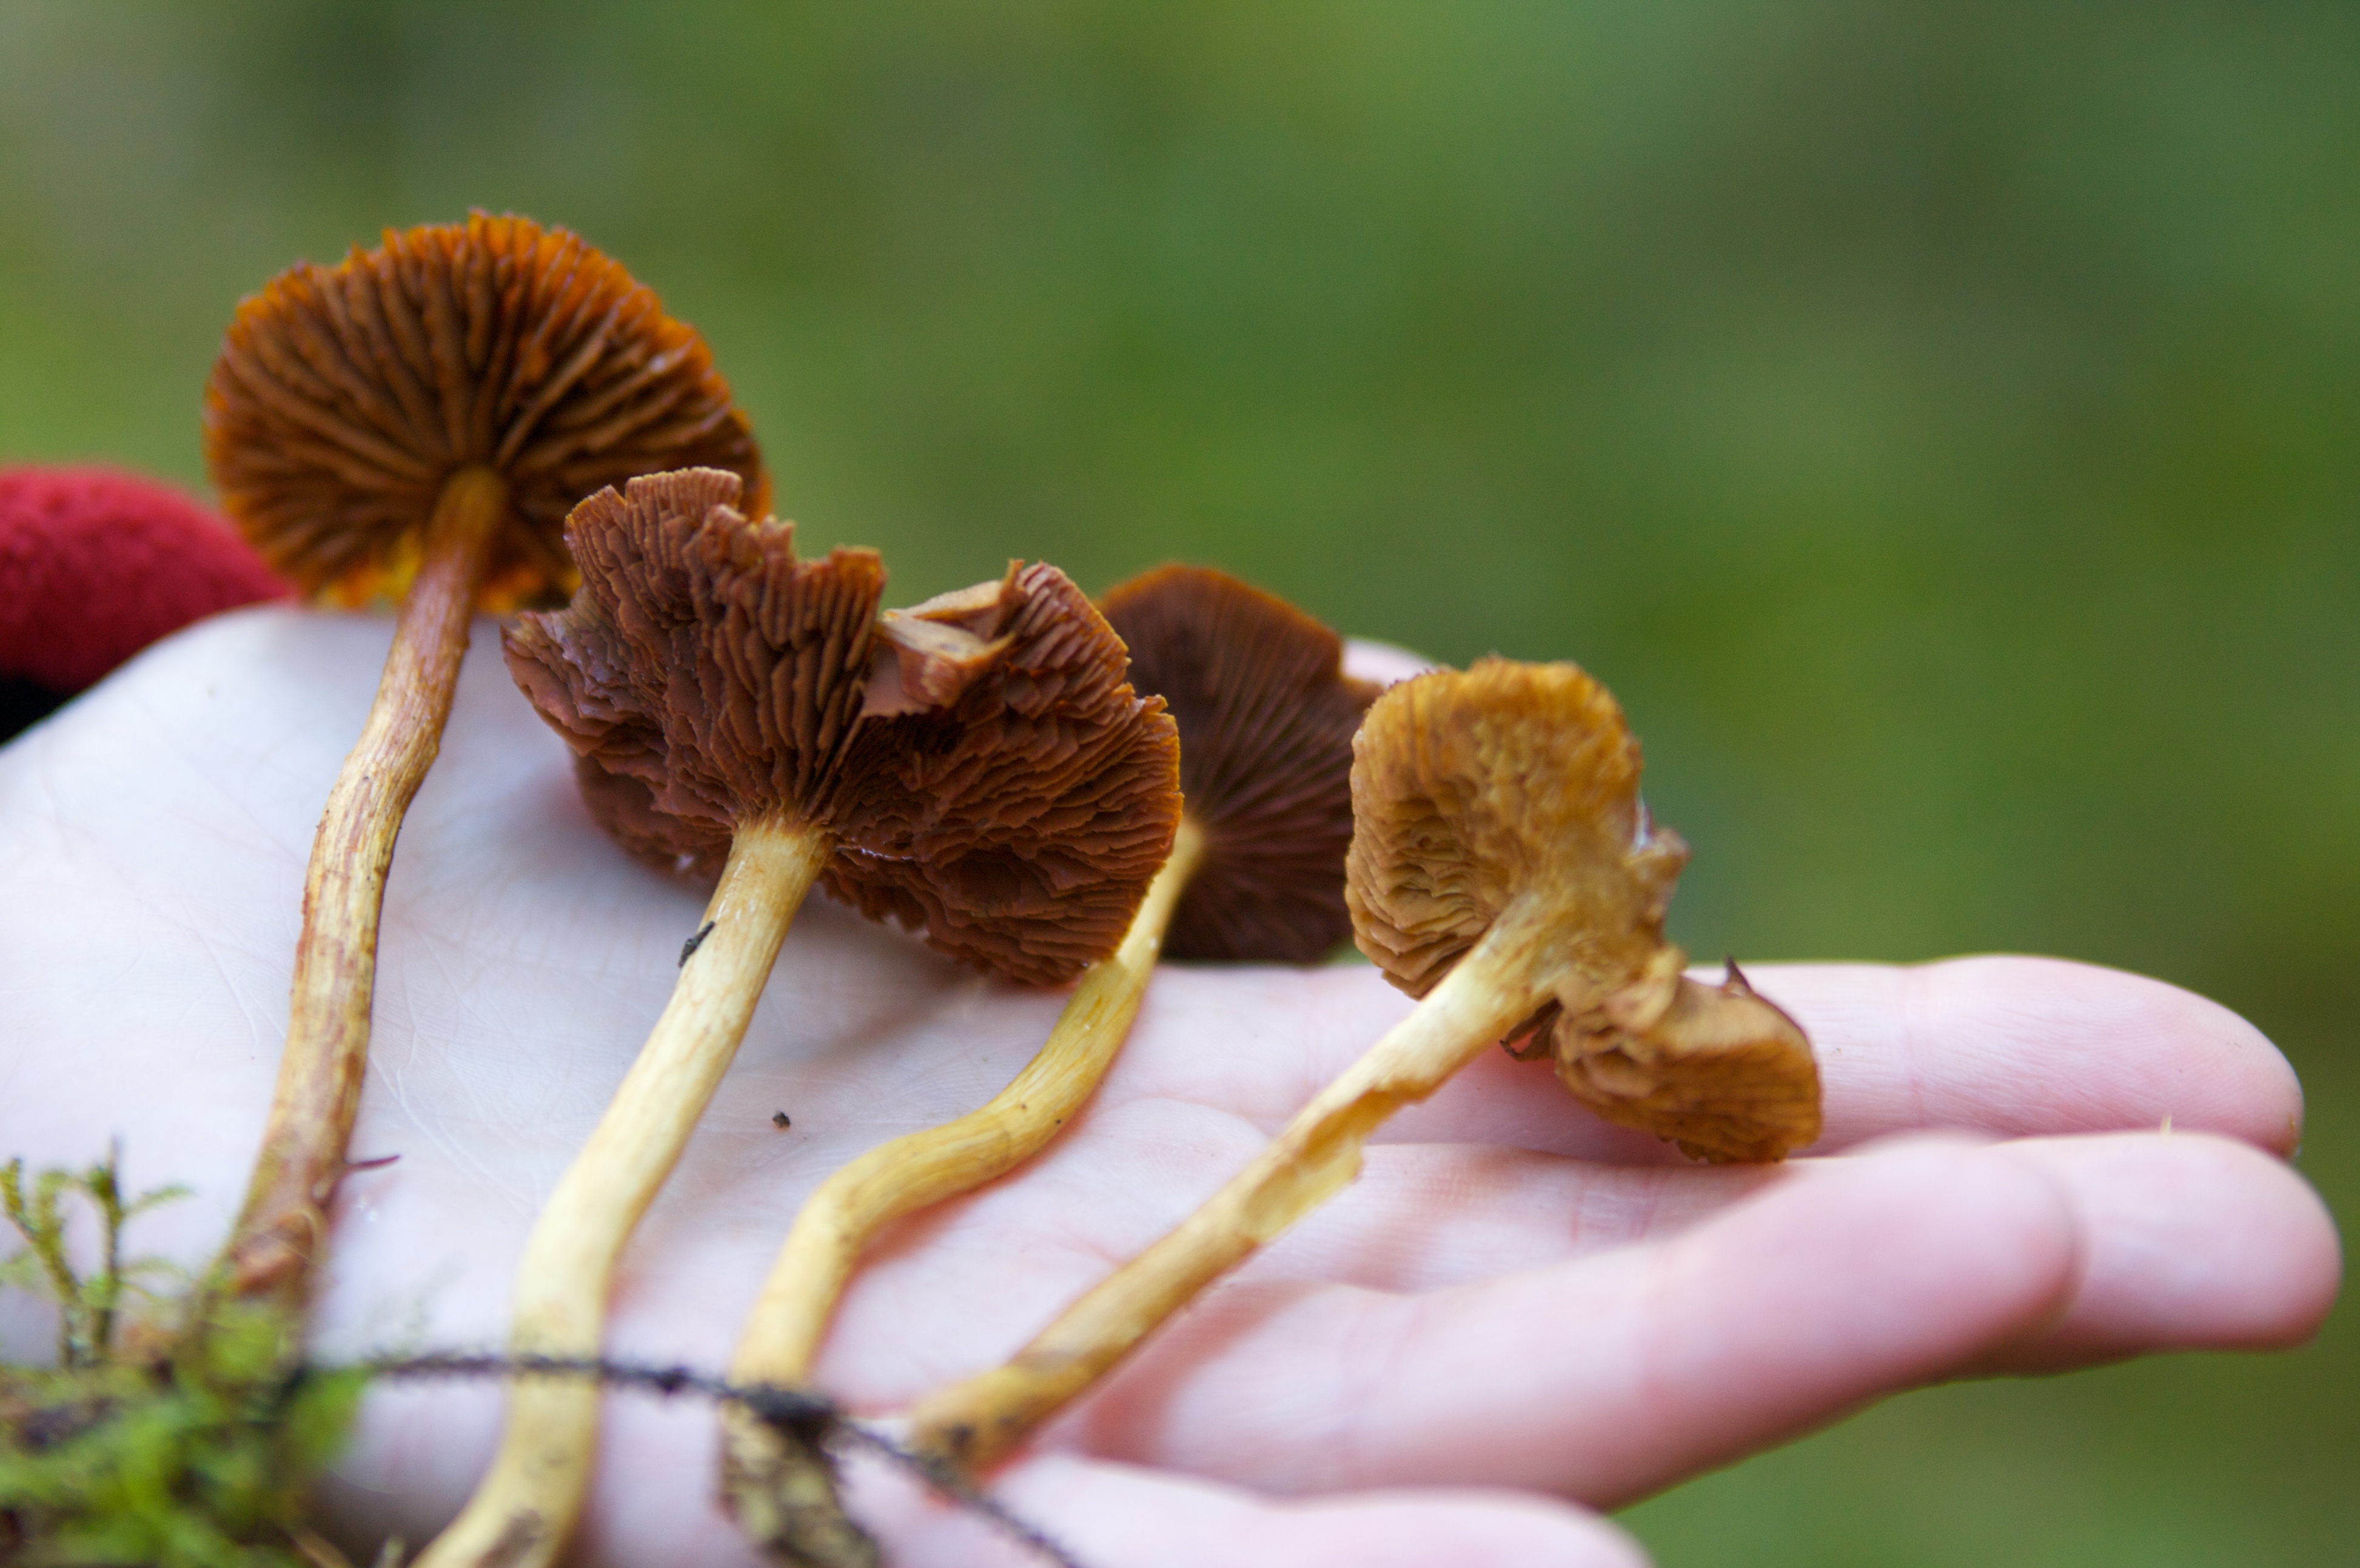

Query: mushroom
<box><xmin>717</xmin><ymin>565</ymin><xmax>1378</xmax><ymax>1561</ymax></box>
<box><xmin>201</xmin><ymin>213</ymin><xmax>763</xmax><ymax>1307</ymax></box>
<box><xmin>901</xmin><ymin>656</ymin><xmax>1822</xmax><ymax>1473</ymax></box>
<box><xmin>417</xmin><ymin>469</ymin><xmax>1177</xmax><ymax>1568</ymax></box>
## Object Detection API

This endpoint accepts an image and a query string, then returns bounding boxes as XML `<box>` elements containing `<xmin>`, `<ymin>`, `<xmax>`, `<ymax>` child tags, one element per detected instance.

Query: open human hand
<box><xmin>0</xmin><ymin>607</ymin><xmax>2338</xmax><ymax>1567</ymax></box>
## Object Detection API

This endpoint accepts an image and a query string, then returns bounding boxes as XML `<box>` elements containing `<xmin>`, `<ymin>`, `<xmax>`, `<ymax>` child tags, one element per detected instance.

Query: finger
<box><xmin>1031</xmin><ymin>1137</ymin><xmax>2081</xmax><ymax>1506</ymax></box>
<box><xmin>805</xmin><ymin>1137</ymin><xmax>1777</xmax><ymax>1407</ymax></box>
<box><xmin>811</xmin><ymin>954</ymin><xmax>2313</xmax><ymax>1392</ymax></box>
<box><xmin>1101</xmin><ymin>957</ymin><xmax>2306</xmax><ymax>1167</ymax></box>
<box><xmin>843</xmin><ymin>1136</ymin><xmax>2335</xmax><ymax>1551</ymax></box>
<box><xmin>1972</xmin><ymin>1131</ymin><xmax>2341</xmax><ymax>1373</ymax></box>
<box><xmin>1247</xmin><ymin>1142</ymin><xmax>1772</xmax><ymax>1291</ymax></box>
<box><xmin>1763</xmin><ymin>957</ymin><xmax>2305</xmax><ymax>1153</ymax></box>
<box><xmin>870</xmin><ymin>1453</ymin><xmax>1646</xmax><ymax>1568</ymax></box>
<box><xmin>1246</xmin><ymin>1123</ymin><xmax>2342</xmax><ymax>1328</ymax></box>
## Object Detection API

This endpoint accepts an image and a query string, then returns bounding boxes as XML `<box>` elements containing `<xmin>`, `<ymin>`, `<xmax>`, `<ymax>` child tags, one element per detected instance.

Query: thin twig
<box><xmin>357</xmin><ymin>1353</ymin><xmax>1087</xmax><ymax>1568</ymax></box>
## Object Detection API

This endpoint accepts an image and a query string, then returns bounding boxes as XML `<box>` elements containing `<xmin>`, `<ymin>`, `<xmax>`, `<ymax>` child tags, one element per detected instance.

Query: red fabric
<box><xmin>0</xmin><ymin>464</ymin><xmax>288</xmax><ymax>692</ymax></box>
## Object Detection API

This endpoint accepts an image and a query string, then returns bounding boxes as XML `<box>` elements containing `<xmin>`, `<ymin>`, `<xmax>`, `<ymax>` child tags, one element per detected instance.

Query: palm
<box><xmin>0</xmin><ymin>609</ymin><xmax>2336</xmax><ymax>1568</ymax></box>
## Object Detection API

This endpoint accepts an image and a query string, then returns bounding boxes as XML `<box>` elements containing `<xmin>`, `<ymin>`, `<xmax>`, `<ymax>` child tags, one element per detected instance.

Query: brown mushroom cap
<box><xmin>503</xmin><ymin>467</ymin><xmax>883</xmax><ymax>867</ymax></box>
<box><xmin>822</xmin><ymin>566</ymin><xmax>1182</xmax><ymax>983</ymax></box>
<box><xmin>1098</xmin><ymin>565</ymin><xmax>1379</xmax><ymax>963</ymax></box>
<box><xmin>205</xmin><ymin>211</ymin><xmax>766</xmax><ymax>611</ymax></box>
<box><xmin>1346</xmin><ymin>658</ymin><xmax>1819</xmax><ymax>1162</ymax></box>
<box><xmin>505</xmin><ymin>469</ymin><xmax>1181</xmax><ymax>986</ymax></box>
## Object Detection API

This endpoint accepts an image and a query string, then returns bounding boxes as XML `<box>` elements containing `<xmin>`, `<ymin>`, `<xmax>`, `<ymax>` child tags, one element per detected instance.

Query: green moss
<box><xmin>1</xmin><ymin>1154</ymin><xmax>367</xmax><ymax>1568</ymax></box>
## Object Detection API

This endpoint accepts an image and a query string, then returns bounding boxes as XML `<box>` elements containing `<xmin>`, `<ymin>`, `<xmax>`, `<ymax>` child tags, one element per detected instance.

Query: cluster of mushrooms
<box><xmin>113</xmin><ymin>213</ymin><xmax>1823</xmax><ymax>1566</ymax></box>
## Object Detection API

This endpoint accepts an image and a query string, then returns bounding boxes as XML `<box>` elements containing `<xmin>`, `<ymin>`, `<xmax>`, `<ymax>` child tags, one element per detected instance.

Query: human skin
<box><xmin>0</xmin><ymin>607</ymin><xmax>2339</xmax><ymax>1568</ymax></box>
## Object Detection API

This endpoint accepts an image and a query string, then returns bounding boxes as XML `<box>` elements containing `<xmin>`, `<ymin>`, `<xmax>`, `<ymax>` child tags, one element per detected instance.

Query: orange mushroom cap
<box><xmin>204</xmin><ymin>212</ymin><xmax>765</xmax><ymax>611</ymax></box>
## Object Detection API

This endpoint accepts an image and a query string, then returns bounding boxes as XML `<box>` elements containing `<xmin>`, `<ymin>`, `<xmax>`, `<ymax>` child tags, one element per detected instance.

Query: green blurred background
<box><xmin>1</xmin><ymin>1</ymin><xmax>2351</xmax><ymax>1560</ymax></box>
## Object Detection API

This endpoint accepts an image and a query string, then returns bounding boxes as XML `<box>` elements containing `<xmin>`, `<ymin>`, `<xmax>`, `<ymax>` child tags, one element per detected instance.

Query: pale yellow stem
<box><xmin>903</xmin><ymin>902</ymin><xmax>1550</xmax><ymax>1472</ymax></box>
<box><xmin>716</xmin><ymin>823</ymin><xmax>1206</xmax><ymax>1553</ymax></box>
<box><xmin>734</xmin><ymin>816</ymin><xmax>1205</xmax><ymax>1390</ymax></box>
<box><xmin>415</xmin><ymin>817</ymin><xmax>832</xmax><ymax>1568</ymax></box>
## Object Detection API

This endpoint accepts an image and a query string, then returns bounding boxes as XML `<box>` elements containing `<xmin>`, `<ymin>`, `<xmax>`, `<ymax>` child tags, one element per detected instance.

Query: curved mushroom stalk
<box><xmin>718</xmin><ymin>567</ymin><xmax>1377</xmax><ymax>1563</ymax></box>
<box><xmin>719</xmin><ymin>820</ymin><xmax>1201</xmax><ymax>1568</ymax></box>
<box><xmin>723</xmin><ymin>816</ymin><xmax>1205</xmax><ymax>1389</ymax></box>
<box><xmin>421</xmin><ymin>473</ymin><xmax>1177</xmax><ymax>1568</ymax></box>
<box><xmin>902</xmin><ymin>657</ymin><xmax>1822</xmax><ymax>1475</ymax></box>
<box><xmin>204</xmin><ymin>213</ymin><xmax>764</xmax><ymax>1309</ymax></box>
<box><xmin>226</xmin><ymin>467</ymin><xmax>504</xmax><ymax>1298</ymax></box>
<box><xmin>416</xmin><ymin>817</ymin><xmax>831</xmax><ymax>1568</ymax></box>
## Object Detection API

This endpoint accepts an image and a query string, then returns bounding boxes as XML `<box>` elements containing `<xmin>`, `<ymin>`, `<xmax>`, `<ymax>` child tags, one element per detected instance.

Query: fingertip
<box><xmin>1980</xmin><ymin>1131</ymin><xmax>2344</xmax><ymax>1370</ymax></box>
<box><xmin>1782</xmin><ymin>956</ymin><xmax>2309</xmax><ymax>1151</ymax></box>
<box><xmin>1940</xmin><ymin>957</ymin><xmax>2306</xmax><ymax>1151</ymax></box>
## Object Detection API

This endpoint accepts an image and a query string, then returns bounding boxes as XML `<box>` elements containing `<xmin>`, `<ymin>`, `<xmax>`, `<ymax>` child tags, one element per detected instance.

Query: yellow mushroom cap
<box><xmin>1345</xmin><ymin>657</ymin><xmax>1820</xmax><ymax>1162</ymax></box>
<box><xmin>1346</xmin><ymin>657</ymin><xmax>1687</xmax><ymax>997</ymax></box>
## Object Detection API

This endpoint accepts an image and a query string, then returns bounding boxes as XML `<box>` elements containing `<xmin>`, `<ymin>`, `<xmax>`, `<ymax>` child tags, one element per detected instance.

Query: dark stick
<box><xmin>357</xmin><ymin>1353</ymin><xmax>1087</xmax><ymax>1568</ymax></box>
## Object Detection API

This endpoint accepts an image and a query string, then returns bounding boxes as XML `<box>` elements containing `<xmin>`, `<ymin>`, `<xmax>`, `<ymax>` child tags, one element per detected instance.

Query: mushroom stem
<box><xmin>221</xmin><ymin>464</ymin><xmax>507</xmax><ymax>1307</ymax></box>
<box><xmin>416</xmin><ymin>815</ymin><xmax>833</xmax><ymax>1568</ymax></box>
<box><xmin>717</xmin><ymin>817</ymin><xmax>1208</xmax><ymax>1536</ymax></box>
<box><xmin>904</xmin><ymin>899</ymin><xmax>1550</xmax><ymax>1473</ymax></box>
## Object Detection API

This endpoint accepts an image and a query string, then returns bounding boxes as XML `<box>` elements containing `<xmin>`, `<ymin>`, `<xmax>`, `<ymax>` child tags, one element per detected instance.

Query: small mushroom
<box><xmin>718</xmin><ymin>565</ymin><xmax>1377</xmax><ymax>1562</ymax></box>
<box><xmin>417</xmin><ymin>470</ymin><xmax>1176</xmax><ymax>1568</ymax></box>
<box><xmin>202</xmin><ymin>213</ymin><xmax>762</xmax><ymax>1307</ymax></box>
<box><xmin>901</xmin><ymin>656</ymin><xmax>1822</xmax><ymax>1473</ymax></box>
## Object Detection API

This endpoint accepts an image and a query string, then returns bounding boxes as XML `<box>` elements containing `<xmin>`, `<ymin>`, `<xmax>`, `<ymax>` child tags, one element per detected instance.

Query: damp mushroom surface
<box><xmin>719</xmin><ymin>563</ymin><xmax>1379</xmax><ymax>1563</ymax></box>
<box><xmin>415</xmin><ymin>468</ymin><xmax>1177</xmax><ymax>1568</ymax></box>
<box><xmin>203</xmin><ymin>212</ymin><xmax>763</xmax><ymax>1310</ymax></box>
<box><xmin>901</xmin><ymin>655</ymin><xmax>1823</xmax><ymax>1474</ymax></box>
